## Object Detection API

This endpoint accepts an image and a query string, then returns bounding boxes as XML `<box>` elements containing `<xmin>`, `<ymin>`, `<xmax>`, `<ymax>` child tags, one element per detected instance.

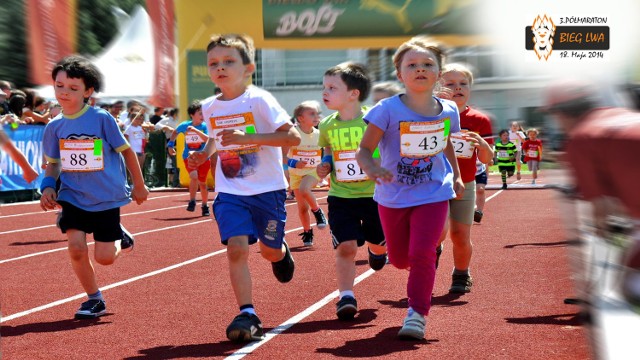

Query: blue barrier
<box><xmin>1</xmin><ymin>124</ymin><xmax>45</xmax><ymax>192</ymax></box>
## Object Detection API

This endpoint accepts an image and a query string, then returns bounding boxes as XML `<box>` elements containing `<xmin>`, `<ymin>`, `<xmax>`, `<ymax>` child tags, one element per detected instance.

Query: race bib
<box><xmin>209</xmin><ymin>112</ymin><xmax>259</xmax><ymax>154</ymax></box>
<box><xmin>527</xmin><ymin>150</ymin><xmax>538</xmax><ymax>158</ymax></box>
<box><xmin>333</xmin><ymin>150</ymin><xmax>368</xmax><ymax>182</ymax></box>
<box><xmin>497</xmin><ymin>150</ymin><xmax>509</xmax><ymax>158</ymax></box>
<box><xmin>400</xmin><ymin>119</ymin><xmax>449</xmax><ymax>158</ymax></box>
<box><xmin>450</xmin><ymin>131</ymin><xmax>474</xmax><ymax>159</ymax></box>
<box><xmin>185</xmin><ymin>130</ymin><xmax>203</xmax><ymax>149</ymax></box>
<box><xmin>291</xmin><ymin>148</ymin><xmax>322</xmax><ymax>168</ymax></box>
<box><xmin>59</xmin><ymin>139</ymin><xmax>104</xmax><ymax>172</ymax></box>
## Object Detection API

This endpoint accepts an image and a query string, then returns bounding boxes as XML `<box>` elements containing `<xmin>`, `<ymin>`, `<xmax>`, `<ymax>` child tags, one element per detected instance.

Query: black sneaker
<box><xmin>473</xmin><ymin>210</ymin><xmax>483</xmax><ymax>223</ymax></box>
<box><xmin>202</xmin><ymin>204</ymin><xmax>210</xmax><ymax>217</ymax></box>
<box><xmin>435</xmin><ymin>243</ymin><xmax>443</xmax><ymax>269</ymax></box>
<box><xmin>186</xmin><ymin>200</ymin><xmax>196</xmax><ymax>212</ymax></box>
<box><xmin>312</xmin><ymin>208</ymin><xmax>327</xmax><ymax>230</ymax></box>
<box><xmin>449</xmin><ymin>273</ymin><xmax>473</xmax><ymax>293</ymax></box>
<box><xmin>501</xmin><ymin>183</ymin><xmax>508</xmax><ymax>190</ymax></box>
<box><xmin>226</xmin><ymin>313</ymin><xmax>264</xmax><ymax>342</ymax></box>
<box><xmin>74</xmin><ymin>299</ymin><xmax>106</xmax><ymax>319</ymax></box>
<box><xmin>271</xmin><ymin>240</ymin><xmax>295</xmax><ymax>283</ymax></box>
<box><xmin>368</xmin><ymin>248</ymin><xmax>387</xmax><ymax>271</ymax></box>
<box><xmin>299</xmin><ymin>230</ymin><xmax>314</xmax><ymax>246</ymax></box>
<box><xmin>336</xmin><ymin>296</ymin><xmax>358</xmax><ymax>320</ymax></box>
<box><xmin>121</xmin><ymin>225</ymin><xmax>135</xmax><ymax>252</ymax></box>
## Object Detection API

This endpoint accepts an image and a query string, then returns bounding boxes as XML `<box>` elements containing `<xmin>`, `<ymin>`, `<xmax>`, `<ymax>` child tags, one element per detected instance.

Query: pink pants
<box><xmin>378</xmin><ymin>201</ymin><xmax>449</xmax><ymax>316</ymax></box>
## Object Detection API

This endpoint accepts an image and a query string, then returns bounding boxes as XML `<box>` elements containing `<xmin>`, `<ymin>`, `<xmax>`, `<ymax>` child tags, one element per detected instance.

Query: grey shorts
<box><xmin>449</xmin><ymin>181</ymin><xmax>476</xmax><ymax>225</ymax></box>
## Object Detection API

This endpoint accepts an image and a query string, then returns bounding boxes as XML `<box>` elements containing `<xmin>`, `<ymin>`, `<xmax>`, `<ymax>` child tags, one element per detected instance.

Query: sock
<box><xmin>453</xmin><ymin>268</ymin><xmax>470</xmax><ymax>276</ymax></box>
<box><xmin>88</xmin><ymin>290</ymin><xmax>103</xmax><ymax>301</ymax></box>
<box><xmin>240</xmin><ymin>304</ymin><xmax>256</xmax><ymax>316</ymax></box>
<box><xmin>501</xmin><ymin>171</ymin><xmax>507</xmax><ymax>183</ymax></box>
<box><xmin>311</xmin><ymin>207</ymin><xmax>320</xmax><ymax>213</ymax></box>
<box><xmin>339</xmin><ymin>290</ymin><xmax>354</xmax><ymax>299</ymax></box>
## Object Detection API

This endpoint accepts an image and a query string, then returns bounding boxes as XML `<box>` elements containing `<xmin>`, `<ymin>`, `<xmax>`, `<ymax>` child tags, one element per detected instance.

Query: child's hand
<box><xmin>453</xmin><ymin>176</ymin><xmax>465</xmax><ymax>199</ymax></box>
<box><xmin>40</xmin><ymin>188</ymin><xmax>59</xmax><ymax>211</ymax></box>
<box><xmin>316</xmin><ymin>162</ymin><xmax>331</xmax><ymax>178</ymax></box>
<box><xmin>23</xmin><ymin>167</ymin><xmax>38</xmax><ymax>183</ymax></box>
<box><xmin>366</xmin><ymin>165</ymin><xmax>394</xmax><ymax>184</ymax></box>
<box><xmin>218</xmin><ymin>129</ymin><xmax>251</xmax><ymax>147</ymax></box>
<box><xmin>464</xmin><ymin>132</ymin><xmax>482</xmax><ymax>148</ymax></box>
<box><xmin>188</xmin><ymin>151</ymin><xmax>207</xmax><ymax>167</ymax></box>
<box><xmin>167</xmin><ymin>147</ymin><xmax>176</xmax><ymax>156</ymax></box>
<box><xmin>131</xmin><ymin>185</ymin><xmax>149</xmax><ymax>205</ymax></box>
<box><xmin>296</xmin><ymin>160</ymin><xmax>308</xmax><ymax>169</ymax></box>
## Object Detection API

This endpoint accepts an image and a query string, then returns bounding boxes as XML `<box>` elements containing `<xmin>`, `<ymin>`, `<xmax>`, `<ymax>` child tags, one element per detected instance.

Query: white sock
<box><xmin>339</xmin><ymin>290</ymin><xmax>354</xmax><ymax>299</ymax></box>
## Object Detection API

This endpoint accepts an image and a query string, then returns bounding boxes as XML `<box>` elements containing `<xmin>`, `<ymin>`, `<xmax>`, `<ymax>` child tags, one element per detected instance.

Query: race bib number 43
<box><xmin>400</xmin><ymin>119</ymin><xmax>450</xmax><ymax>158</ymax></box>
<box><xmin>59</xmin><ymin>139</ymin><xmax>104</xmax><ymax>172</ymax></box>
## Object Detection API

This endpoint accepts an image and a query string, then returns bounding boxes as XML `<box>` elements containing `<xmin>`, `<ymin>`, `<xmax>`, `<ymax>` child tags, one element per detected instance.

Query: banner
<box><xmin>25</xmin><ymin>0</ymin><xmax>77</xmax><ymax>85</ymax></box>
<box><xmin>0</xmin><ymin>125</ymin><xmax>45</xmax><ymax>192</ymax></box>
<box><xmin>147</xmin><ymin>0</ymin><xmax>176</xmax><ymax>107</ymax></box>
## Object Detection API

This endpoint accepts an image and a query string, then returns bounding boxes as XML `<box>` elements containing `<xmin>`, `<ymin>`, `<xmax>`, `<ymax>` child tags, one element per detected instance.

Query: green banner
<box><xmin>263</xmin><ymin>0</ymin><xmax>478</xmax><ymax>38</ymax></box>
<box><xmin>187</xmin><ymin>50</ymin><xmax>215</xmax><ymax>104</ymax></box>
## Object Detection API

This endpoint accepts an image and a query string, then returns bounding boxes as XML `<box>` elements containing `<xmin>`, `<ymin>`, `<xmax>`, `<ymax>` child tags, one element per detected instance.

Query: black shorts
<box><xmin>498</xmin><ymin>165</ymin><xmax>516</xmax><ymax>175</ymax></box>
<box><xmin>58</xmin><ymin>201</ymin><xmax>123</xmax><ymax>242</ymax></box>
<box><xmin>327</xmin><ymin>196</ymin><xmax>385</xmax><ymax>249</ymax></box>
<box><xmin>475</xmin><ymin>170</ymin><xmax>488</xmax><ymax>185</ymax></box>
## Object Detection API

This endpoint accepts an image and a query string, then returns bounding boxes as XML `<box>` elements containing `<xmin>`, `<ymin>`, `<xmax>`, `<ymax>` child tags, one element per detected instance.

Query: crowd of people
<box><xmin>1</xmin><ymin>31</ymin><xmax>638</xmax><ymax>347</ymax></box>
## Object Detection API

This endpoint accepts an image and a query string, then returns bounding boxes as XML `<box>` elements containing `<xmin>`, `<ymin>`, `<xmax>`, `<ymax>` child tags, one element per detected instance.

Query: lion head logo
<box><xmin>532</xmin><ymin>14</ymin><xmax>555</xmax><ymax>61</ymax></box>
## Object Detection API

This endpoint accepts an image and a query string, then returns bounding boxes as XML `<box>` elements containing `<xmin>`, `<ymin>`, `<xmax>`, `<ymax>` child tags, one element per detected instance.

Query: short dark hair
<box><xmin>187</xmin><ymin>100</ymin><xmax>201</xmax><ymax>116</ymax></box>
<box><xmin>324</xmin><ymin>62</ymin><xmax>371</xmax><ymax>102</ymax></box>
<box><xmin>51</xmin><ymin>55</ymin><xmax>103</xmax><ymax>94</ymax></box>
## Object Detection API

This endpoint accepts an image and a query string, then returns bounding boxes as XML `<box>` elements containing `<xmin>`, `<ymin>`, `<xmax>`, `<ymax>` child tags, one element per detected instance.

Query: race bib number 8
<box><xmin>292</xmin><ymin>148</ymin><xmax>321</xmax><ymax>168</ymax></box>
<box><xmin>400</xmin><ymin>119</ymin><xmax>449</xmax><ymax>158</ymax></box>
<box><xmin>59</xmin><ymin>139</ymin><xmax>104</xmax><ymax>172</ymax></box>
<box><xmin>450</xmin><ymin>131</ymin><xmax>474</xmax><ymax>159</ymax></box>
<box><xmin>333</xmin><ymin>150</ymin><xmax>368</xmax><ymax>182</ymax></box>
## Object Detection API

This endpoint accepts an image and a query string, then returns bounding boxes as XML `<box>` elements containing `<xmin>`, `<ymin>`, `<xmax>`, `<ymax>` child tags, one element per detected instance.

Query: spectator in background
<box><xmin>155</xmin><ymin>108</ymin><xmax>180</xmax><ymax>187</ymax></box>
<box><xmin>542</xmin><ymin>78</ymin><xmax>640</xmax><ymax>307</ymax></box>
<box><xmin>21</xmin><ymin>88</ymin><xmax>51</xmax><ymax>125</ymax></box>
<box><xmin>109</xmin><ymin>100</ymin><xmax>125</xmax><ymax>129</ymax></box>
<box><xmin>0</xmin><ymin>80</ymin><xmax>12</xmax><ymax>116</ymax></box>
<box><xmin>147</xmin><ymin>106</ymin><xmax>168</xmax><ymax>186</ymax></box>
<box><xmin>371</xmin><ymin>81</ymin><xmax>403</xmax><ymax>104</ymax></box>
<box><xmin>149</xmin><ymin>106</ymin><xmax>164</xmax><ymax>125</ymax></box>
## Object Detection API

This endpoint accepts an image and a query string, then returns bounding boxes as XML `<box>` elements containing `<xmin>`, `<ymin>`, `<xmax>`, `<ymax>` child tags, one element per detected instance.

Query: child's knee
<box><xmin>67</xmin><ymin>243</ymin><xmax>88</xmax><ymax>261</ymax></box>
<box><xmin>95</xmin><ymin>253</ymin><xmax>115</xmax><ymax>265</ymax></box>
<box><xmin>227</xmin><ymin>242</ymin><xmax>250</xmax><ymax>262</ymax></box>
<box><xmin>336</xmin><ymin>241</ymin><xmax>358</xmax><ymax>259</ymax></box>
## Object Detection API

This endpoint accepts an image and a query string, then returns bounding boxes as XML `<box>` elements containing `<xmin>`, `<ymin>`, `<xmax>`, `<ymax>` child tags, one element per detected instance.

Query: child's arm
<box><xmin>188</xmin><ymin>126</ymin><xmax>209</xmax><ymax>141</ymax></box>
<box><xmin>121</xmin><ymin>147</ymin><xmax>148</xmax><ymax>204</ymax></box>
<box><xmin>356</xmin><ymin>124</ymin><xmax>393</xmax><ymax>184</ymax></box>
<box><xmin>0</xmin><ymin>130</ymin><xmax>38</xmax><ymax>183</ymax></box>
<box><xmin>443</xmin><ymin>137</ymin><xmax>465</xmax><ymax>199</ymax></box>
<box><xmin>217</xmin><ymin>122</ymin><xmax>301</xmax><ymax>148</ymax></box>
<box><xmin>188</xmin><ymin>137</ymin><xmax>216</xmax><ymax>167</ymax></box>
<box><xmin>316</xmin><ymin>146</ymin><xmax>333</xmax><ymax>178</ymax></box>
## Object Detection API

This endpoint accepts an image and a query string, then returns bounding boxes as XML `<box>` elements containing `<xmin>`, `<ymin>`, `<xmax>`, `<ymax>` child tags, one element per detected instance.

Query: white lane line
<box><xmin>0</xmin><ymin>193</ymin><xmax>188</xmax><ymax>219</ymax></box>
<box><xmin>225</xmin><ymin>190</ymin><xmax>505</xmax><ymax>359</ymax></box>
<box><xmin>0</xmin><ymin>219</ymin><xmax>213</xmax><ymax>265</ymax></box>
<box><xmin>226</xmin><ymin>269</ymin><xmax>375</xmax><ymax>360</ymax></box>
<box><xmin>0</xmin><ymin>226</ymin><xmax>306</xmax><ymax>322</ymax></box>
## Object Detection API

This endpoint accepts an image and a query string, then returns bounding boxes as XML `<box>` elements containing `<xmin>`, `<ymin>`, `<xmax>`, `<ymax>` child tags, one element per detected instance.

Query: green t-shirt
<box><xmin>318</xmin><ymin>109</ymin><xmax>375</xmax><ymax>198</ymax></box>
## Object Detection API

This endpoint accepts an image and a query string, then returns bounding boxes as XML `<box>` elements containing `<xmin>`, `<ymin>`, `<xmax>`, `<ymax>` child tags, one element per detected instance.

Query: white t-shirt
<box><xmin>201</xmin><ymin>85</ymin><xmax>291</xmax><ymax>196</ymax></box>
<box><xmin>509</xmin><ymin>130</ymin><xmax>526</xmax><ymax>151</ymax></box>
<box><xmin>124</xmin><ymin>124</ymin><xmax>145</xmax><ymax>153</ymax></box>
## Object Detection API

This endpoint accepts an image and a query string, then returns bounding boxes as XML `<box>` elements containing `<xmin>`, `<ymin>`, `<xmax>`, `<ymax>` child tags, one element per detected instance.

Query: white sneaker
<box><xmin>397</xmin><ymin>311</ymin><xmax>426</xmax><ymax>339</ymax></box>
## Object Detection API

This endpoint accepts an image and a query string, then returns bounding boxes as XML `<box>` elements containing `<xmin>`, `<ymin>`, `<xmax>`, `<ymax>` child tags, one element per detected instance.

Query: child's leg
<box><xmin>298</xmin><ymin>175</ymin><xmax>320</xmax><ymax>211</ymax></box>
<box><xmin>67</xmin><ymin>229</ymin><xmax>99</xmax><ymax>295</ymax></box>
<box><xmin>227</xmin><ymin>235</ymin><xmax>253</xmax><ymax>307</ymax></box>
<box><xmin>335</xmin><ymin>240</ymin><xmax>358</xmax><ymax>292</ymax></box>
<box><xmin>500</xmin><ymin>168</ymin><xmax>507</xmax><ymax>184</ymax></box>
<box><xmin>377</xmin><ymin>205</ymin><xmax>411</xmax><ymax>269</ymax></box>
<box><xmin>516</xmin><ymin>151</ymin><xmax>522</xmax><ymax>179</ymax></box>
<box><xmin>199</xmin><ymin>181</ymin><xmax>209</xmax><ymax>204</ymax></box>
<box><xmin>293</xmin><ymin>188</ymin><xmax>311</xmax><ymax>230</ymax></box>
<box><xmin>188</xmin><ymin>170</ymin><xmax>198</xmax><ymax>200</ymax></box>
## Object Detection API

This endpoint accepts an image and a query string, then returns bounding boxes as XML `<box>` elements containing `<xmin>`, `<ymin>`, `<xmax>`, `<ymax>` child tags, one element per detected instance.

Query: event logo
<box><xmin>525</xmin><ymin>15</ymin><xmax>609</xmax><ymax>61</ymax></box>
<box><xmin>531</xmin><ymin>15</ymin><xmax>555</xmax><ymax>61</ymax></box>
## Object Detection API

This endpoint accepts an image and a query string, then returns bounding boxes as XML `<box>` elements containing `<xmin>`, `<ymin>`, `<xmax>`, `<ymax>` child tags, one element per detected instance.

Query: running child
<box><xmin>316</xmin><ymin>61</ymin><xmax>388</xmax><ymax>321</ymax></box>
<box><xmin>508</xmin><ymin>121</ymin><xmax>526</xmax><ymax>179</ymax></box>
<box><xmin>434</xmin><ymin>63</ymin><xmax>494</xmax><ymax>294</ymax></box>
<box><xmin>357</xmin><ymin>36</ymin><xmax>464</xmax><ymax>340</ymax></box>
<box><xmin>284</xmin><ymin>100</ymin><xmax>327</xmax><ymax>246</ymax></box>
<box><xmin>167</xmin><ymin>100</ymin><xmax>212</xmax><ymax>216</ymax></box>
<box><xmin>495</xmin><ymin>129</ymin><xmax>517</xmax><ymax>189</ymax></box>
<box><xmin>522</xmin><ymin>128</ymin><xmax>543</xmax><ymax>184</ymax></box>
<box><xmin>187</xmin><ymin>34</ymin><xmax>301</xmax><ymax>342</ymax></box>
<box><xmin>39</xmin><ymin>55</ymin><xmax>148</xmax><ymax>319</ymax></box>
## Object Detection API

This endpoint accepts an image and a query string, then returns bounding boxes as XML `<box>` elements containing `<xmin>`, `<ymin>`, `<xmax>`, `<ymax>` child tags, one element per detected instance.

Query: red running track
<box><xmin>0</xmin><ymin>183</ymin><xmax>592</xmax><ymax>359</ymax></box>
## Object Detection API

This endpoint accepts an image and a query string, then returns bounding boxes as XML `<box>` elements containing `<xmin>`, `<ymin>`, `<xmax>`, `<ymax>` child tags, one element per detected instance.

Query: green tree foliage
<box><xmin>0</xmin><ymin>0</ymin><xmax>145</xmax><ymax>89</ymax></box>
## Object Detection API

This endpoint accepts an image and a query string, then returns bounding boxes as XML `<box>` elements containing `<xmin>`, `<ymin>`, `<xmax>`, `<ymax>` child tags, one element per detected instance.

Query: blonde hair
<box><xmin>442</xmin><ymin>63</ymin><xmax>474</xmax><ymax>85</ymax></box>
<box><xmin>392</xmin><ymin>35</ymin><xmax>447</xmax><ymax>72</ymax></box>
<box><xmin>527</xmin><ymin>128</ymin><xmax>539</xmax><ymax>135</ymax></box>
<box><xmin>292</xmin><ymin>100</ymin><xmax>321</xmax><ymax>122</ymax></box>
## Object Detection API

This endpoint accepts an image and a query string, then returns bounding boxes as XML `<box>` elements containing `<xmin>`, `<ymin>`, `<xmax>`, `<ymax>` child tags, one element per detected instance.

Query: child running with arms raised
<box><xmin>39</xmin><ymin>55</ymin><xmax>148</xmax><ymax>319</ymax></box>
<box><xmin>284</xmin><ymin>100</ymin><xmax>327</xmax><ymax>246</ymax></box>
<box><xmin>356</xmin><ymin>36</ymin><xmax>464</xmax><ymax>339</ymax></box>
<box><xmin>316</xmin><ymin>62</ymin><xmax>388</xmax><ymax>321</ymax></box>
<box><xmin>187</xmin><ymin>34</ymin><xmax>301</xmax><ymax>342</ymax></box>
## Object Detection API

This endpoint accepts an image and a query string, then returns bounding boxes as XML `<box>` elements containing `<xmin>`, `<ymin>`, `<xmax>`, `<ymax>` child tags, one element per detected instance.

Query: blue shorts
<box><xmin>475</xmin><ymin>170</ymin><xmax>488</xmax><ymax>185</ymax></box>
<box><xmin>212</xmin><ymin>190</ymin><xmax>287</xmax><ymax>249</ymax></box>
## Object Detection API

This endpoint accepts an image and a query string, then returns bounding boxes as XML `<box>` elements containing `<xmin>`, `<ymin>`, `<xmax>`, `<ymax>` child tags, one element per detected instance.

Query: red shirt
<box><xmin>522</xmin><ymin>139</ymin><xmax>543</xmax><ymax>162</ymax></box>
<box><xmin>457</xmin><ymin>107</ymin><xmax>494</xmax><ymax>183</ymax></box>
<box><xmin>567</xmin><ymin>107</ymin><xmax>640</xmax><ymax>218</ymax></box>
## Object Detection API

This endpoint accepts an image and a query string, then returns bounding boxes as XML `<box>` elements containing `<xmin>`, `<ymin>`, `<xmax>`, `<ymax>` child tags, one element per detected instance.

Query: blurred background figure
<box><xmin>542</xmin><ymin>78</ymin><xmax>640</xmax><ymax>308</ymax></box>
<box><xmin>371</xmin><ymin>81</ymin><xmax>403</xmax><ymax>104</ymax></box>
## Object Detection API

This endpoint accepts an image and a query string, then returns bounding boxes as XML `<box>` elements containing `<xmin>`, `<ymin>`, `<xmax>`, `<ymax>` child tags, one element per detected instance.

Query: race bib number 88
<box><xmin>59</xmin><ymin>139</ymin><xmax>104</xmax><ymax>172</ymax></box>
